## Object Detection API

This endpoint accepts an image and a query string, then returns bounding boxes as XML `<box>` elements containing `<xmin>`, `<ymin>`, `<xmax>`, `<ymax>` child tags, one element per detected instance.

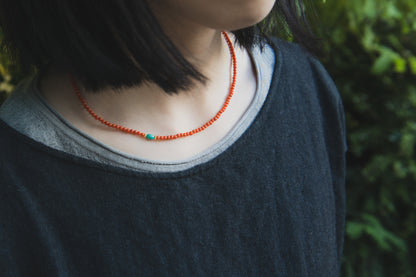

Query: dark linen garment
<box><xmin>0</xmin><ymin>39</ymin><xmax>347</xmax><ymax>277</ymax></box>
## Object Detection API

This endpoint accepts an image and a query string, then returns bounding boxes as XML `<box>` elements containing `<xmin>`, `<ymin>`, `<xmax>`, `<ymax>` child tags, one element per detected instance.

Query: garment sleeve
<box><xmin>308</xmin><ymin>56</ymin><xmax>348</xmax><ymax>267</ymax></box>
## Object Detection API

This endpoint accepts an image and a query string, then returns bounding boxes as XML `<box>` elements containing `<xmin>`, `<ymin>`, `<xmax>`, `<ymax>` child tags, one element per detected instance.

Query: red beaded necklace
<box><xmin>69</xmin><ymin>31</ymin><xmax>237</xmax><ymax>141</ymax></box>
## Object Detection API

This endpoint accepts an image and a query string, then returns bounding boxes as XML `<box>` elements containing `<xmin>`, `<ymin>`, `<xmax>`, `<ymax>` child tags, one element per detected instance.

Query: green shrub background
<box><xmin>1</xmin><ymin>1</ymin><xmax>415</xmax><ymax>276</ymax></box>
<box><xmin>314</xmin><ymin>0</ymin><xmax>415</xmax><ymax>276</ymax></box>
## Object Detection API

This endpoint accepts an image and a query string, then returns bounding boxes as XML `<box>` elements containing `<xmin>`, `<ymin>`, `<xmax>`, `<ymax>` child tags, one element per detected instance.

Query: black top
<box><xmin>0</xmin><ymin>39</ymin><xmax>347</xmax><ymax>277</ymax></box>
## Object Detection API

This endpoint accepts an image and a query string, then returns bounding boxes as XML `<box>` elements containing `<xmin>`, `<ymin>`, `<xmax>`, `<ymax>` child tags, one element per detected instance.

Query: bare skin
<box><xmin>39</xmin><ymin>1</ymin><xmax>275</xmax><ymax>161</ymax></box>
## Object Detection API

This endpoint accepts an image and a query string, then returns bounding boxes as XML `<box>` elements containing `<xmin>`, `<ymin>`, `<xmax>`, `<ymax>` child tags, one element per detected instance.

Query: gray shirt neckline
<box><xmin>0</xmin><ymin>44</ymin><xmax>275</xmax><ymax>173</ymax></box>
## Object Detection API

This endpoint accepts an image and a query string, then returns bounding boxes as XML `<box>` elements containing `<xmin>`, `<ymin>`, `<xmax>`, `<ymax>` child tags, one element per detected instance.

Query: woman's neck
<box><xmin>38</xmin><ymin>31</ymin><xmax>257</xmax><ymax>160</ymax></box>
<box><xmin>40</xmin><ymin>30</ymin><xmax>234</xmax><ymax>133</ymax></box>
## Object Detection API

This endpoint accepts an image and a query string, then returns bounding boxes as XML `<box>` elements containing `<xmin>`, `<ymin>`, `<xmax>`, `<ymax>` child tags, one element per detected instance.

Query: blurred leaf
<box><xmin>346</xmin><ymin>221</ymin><xmax>365</xmax><ymax>240</ymax></box>
<box><xmin>400</xmin><ymin>133</ymin><xmax>415</xmax><ymax>157</ymax></box>
<box><xmin>408</xmin><ymin>56</ymin><xmax>416</xmax><ymax>74</ymax></box>
<box><xmin>371</xmin><ymin>47</ymin><xmax>399</xmax><ymax>74</ymax></box>
<box><xmin>361</xmin><ymin>214</ymin><xmax>407</xmax><ymax>252</ymax></box>
<box><xmin>313</xmin><ymin>0</ymin><xmax>416</xmax><ymax>275</ymax></box>
<box><xmin>394</xmin><ymin>57</ymin><xmax>407</xmax><ymax>73</ymax></box>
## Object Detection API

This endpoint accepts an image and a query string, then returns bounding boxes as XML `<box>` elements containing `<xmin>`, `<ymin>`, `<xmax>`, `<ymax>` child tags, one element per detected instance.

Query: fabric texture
<box><xmin>0</xmin><ymin>44</ymin><xmax>275</xmax><ymax>173</ymax></box>
<box><xmin>0</xmin><ymin>38</ymin><xmax>347</xmax><ymax>277</ymax></box>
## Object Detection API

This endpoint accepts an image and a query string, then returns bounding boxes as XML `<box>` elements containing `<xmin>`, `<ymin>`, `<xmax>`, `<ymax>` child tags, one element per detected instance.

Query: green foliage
<box><xmin>0</xmin><ymin>30</ymin><xmax>27</xmax><ymax>103</ymax></box>
<box><xmin>0</xmin><ymin>51</ymin><xmax>14</xmax><ymax>103</ymax></box>
<box><xmin>313</xmin><ymin>0</ymin><xmax>416</xmax><ymax>276</ymax></box>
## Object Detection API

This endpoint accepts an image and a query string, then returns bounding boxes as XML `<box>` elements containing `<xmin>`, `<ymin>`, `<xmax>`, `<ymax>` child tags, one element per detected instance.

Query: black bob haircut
<box><xmin>0</xmin><ymin>0</ymin><xmax>318</xmax><ymax>94</ymax></box>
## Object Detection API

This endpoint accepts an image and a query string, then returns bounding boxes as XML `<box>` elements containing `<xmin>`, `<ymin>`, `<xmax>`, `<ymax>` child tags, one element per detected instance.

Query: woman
<box><xmin>0</xmin><ymin>0</ymin><xmax>347</xmax><ymax>276</ymax></box>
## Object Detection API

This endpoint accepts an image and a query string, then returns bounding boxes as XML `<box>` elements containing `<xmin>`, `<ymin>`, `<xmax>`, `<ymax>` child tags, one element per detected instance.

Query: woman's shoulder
<box><xmin>267</xmin><ymin>36</ymin><xmax>343</xmax><ymax>109</ymax></box>
<box><xmin>267</xmin><ymin>36</ymin><xmax>321</xmax><ymax>67</ymax></box>
<box><xmin>0</xmin><ymin>118</ymin><xmax>50</xmax><ymax>174</ymax></box>
<box><xmin>0</xmin><ymin>120</ymin><xmax>23</xmax><ymax>192</ymax></box>
<box><xmin>0</xmin><ymin>119</ymin><xmax>26</xmax><ymax>165</ymax></box>
<box><xmin>265</xmin><ymin>37</ymin><xmax>347</xmax><ymax>153</ymax></box>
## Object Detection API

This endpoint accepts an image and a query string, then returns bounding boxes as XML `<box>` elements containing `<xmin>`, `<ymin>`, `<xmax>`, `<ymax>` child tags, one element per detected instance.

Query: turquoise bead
<box><xmin>145</xmin><ymin>134</ymin><xmax>155</xmax><ymax>140</ymax></box>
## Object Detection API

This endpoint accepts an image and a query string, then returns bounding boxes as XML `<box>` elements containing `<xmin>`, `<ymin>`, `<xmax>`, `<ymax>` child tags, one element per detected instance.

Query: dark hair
<box><xmin>0</xmin><ymin>0</ymin><xmax>318</xmax><ymax>94</ymax></box>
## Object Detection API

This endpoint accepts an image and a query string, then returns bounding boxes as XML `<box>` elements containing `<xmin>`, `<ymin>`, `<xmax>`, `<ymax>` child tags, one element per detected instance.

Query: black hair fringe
<box><xmin>0</xmin><ymin>0</ymin><xmax>320</xmax><ymax>94</ymax></box>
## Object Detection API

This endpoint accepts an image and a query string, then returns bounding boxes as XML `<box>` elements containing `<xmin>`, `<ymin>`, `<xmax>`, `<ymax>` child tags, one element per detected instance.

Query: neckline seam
<box><xmin>30</xmin><ymin>45</ymin><xmax>274</xmax><ymax>169</ymax></box>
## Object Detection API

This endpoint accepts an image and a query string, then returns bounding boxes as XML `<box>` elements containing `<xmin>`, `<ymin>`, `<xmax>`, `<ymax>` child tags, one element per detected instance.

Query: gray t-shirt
<box><xmin>0</xmin><ymin>44</ymin><xmax>274</xmax><ymax>173</ymax></box>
